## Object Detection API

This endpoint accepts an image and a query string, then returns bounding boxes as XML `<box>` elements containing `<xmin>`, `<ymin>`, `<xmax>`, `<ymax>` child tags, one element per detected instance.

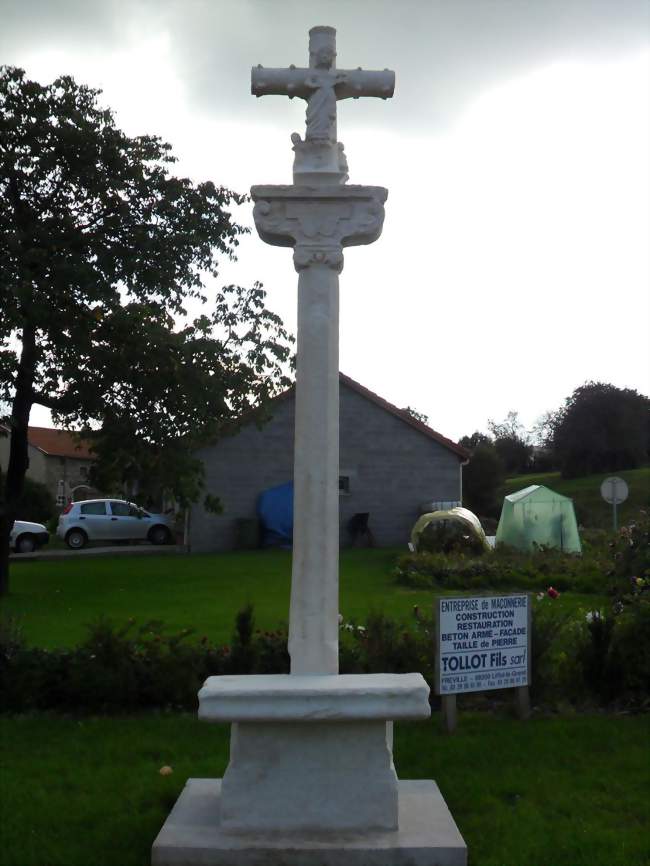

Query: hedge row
<box><xmin>395</xmin><ymin>544</ymin><xmax>609</xmax><ymax>594</ymax></box>
<box><xmin>2</xmin><ymin>595</ymin><xmax>648</xmax><ymax>713</ymax></box>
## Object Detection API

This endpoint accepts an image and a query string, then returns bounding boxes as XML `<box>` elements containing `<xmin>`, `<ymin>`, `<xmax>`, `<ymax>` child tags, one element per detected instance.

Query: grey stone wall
<box><xmin>43</xmin><ymin>455</ymin><xmax>94</xmax><ymax>505</ymax></box>
<box><xmin>0</xmin><ymin>436</ymin><xmax>94</xmax><ymax>507</ymax></box>
<box><xmin>190</xmin><ymin>383</ymin><xmax>462</xmax><ymax>552</ymax></box>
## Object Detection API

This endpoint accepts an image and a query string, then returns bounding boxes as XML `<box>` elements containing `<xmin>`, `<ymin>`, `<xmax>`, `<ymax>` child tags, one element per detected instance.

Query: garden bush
<box><xmin>12</xmin><ymin>477</ymin><xmax>56</xmax><ymax>524</ymax></box>
<box><xmin>2</xmin><ymin>595</ymin><xmax>648</xmax><ymax>713</ymax></box>
<box><xmin>394</xmin><ymin>543</ymin><xmax>607</xmax><ymax>594</ymax></box>
<box><xmin>607</xmin><ymin>509</ymin><xmax>650</xmax><ymax>596</ymax></box>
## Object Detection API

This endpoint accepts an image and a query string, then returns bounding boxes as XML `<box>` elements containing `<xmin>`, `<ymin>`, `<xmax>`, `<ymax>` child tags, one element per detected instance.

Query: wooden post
<box><xmin>441</xmin><ymin>694</ymin><xmax>457</xmax><ymax>734</ymax></box>
<box><xmin>514</xmin><ymin>686</ymin><xmax>530</xmax><ymax>720</ymax></box>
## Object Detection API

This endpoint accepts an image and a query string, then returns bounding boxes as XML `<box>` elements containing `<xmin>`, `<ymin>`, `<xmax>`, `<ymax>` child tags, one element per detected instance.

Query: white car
<box><xmin>11</xmin><ymin>520</ymin><xmax>50</xmax><ymax>553</ymax></box>
<box><xmin>57</xmin><ymin>499</ymin><xmax>175</xmax><ymax>550</ymax></box>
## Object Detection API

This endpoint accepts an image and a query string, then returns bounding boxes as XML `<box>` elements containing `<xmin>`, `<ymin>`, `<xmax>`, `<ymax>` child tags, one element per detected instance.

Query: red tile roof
<box><xmin>27</xmin><ymin>426</ymin><xmax>94</xmax><ymax>460</ymax></box>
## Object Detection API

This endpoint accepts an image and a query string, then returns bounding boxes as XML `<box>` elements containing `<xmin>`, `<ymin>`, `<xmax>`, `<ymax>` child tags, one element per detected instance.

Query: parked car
<box><xmin>57</xmin><ymin>499</ymin><xmax>175</xmax><ymax>550</ymax></box>
<box><xmin>10</xmin><ymin>520</ymin><xmax>50</xmax><ymax>553</ymax></box>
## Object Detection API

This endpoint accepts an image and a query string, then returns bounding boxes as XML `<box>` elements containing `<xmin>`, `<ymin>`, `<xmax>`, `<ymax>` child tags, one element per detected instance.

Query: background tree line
<box><xmin>461</xmin><ymin>382</ymin><xmax>649</xmax><ymax>517</ymax></box>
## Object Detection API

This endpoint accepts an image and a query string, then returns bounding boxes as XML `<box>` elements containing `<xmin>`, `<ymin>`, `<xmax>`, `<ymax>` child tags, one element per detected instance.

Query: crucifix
<box><xmin>250</xmin><ymin>28</ymin><xmax>394</xmax><ymax>675</ymax></box>
<box><xmin>252</xmin><ymin>26</ymin><xmax>395</xmax><ymax>183</ymax></box>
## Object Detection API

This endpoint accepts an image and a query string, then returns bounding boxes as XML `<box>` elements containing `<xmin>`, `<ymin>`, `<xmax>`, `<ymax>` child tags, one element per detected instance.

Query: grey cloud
<box><xmin>2</xmin><ymin>0</ymin><xmax>648</xmax><ymax>131</ymax></box>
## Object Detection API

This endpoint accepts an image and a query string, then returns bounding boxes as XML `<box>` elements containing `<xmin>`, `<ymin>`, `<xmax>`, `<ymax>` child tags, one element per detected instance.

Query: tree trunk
<box><xmin>0</xmin><ymin>325</ymin><xmax>36</xmax><ymax>596</ymax></box>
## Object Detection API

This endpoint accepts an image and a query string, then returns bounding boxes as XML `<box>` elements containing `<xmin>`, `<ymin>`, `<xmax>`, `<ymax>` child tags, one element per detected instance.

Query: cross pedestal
<box><xmin>153</xmin><ymin>680</ymin><xmax>465</xmax><ymax>866</ymax></box>
<box><xmin>152</xmin><ymin>26</ymin><xmax>466</xmax><ymax>866</ymax></box>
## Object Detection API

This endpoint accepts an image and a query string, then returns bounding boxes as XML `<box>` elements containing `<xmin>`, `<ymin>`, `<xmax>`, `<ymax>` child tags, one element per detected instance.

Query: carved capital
<box><xmin>251</xmin><ymin>185</ymin><xmax>388</xmax><ymax>269</ymax></box>
<box><xmin>293</xmin><ymin>245</ymin><xmax>344</xmax><ymax>272</ymax></box>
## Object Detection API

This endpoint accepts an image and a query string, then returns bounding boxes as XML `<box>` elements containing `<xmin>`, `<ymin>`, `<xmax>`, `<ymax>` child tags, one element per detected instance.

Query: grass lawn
<box><xmin>1</xmin><ymin>712</ymin><xmax>647</xmax><ymax>866</ymax></box>
<box><xmin>4</xmin><ymin>549</ymin><xmax>606</xmax><ymax>649</ymax></box>
<box><xmin>502</xmin><ymin>467</ymin><xmax>649</xmax><ymax>530</ymax></box>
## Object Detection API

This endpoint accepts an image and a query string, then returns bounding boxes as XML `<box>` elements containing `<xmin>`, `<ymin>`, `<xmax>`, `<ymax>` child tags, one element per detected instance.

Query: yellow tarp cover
<box><xmin>411</xmin><ymin>507</ymin><xmax>492</xmax><ymax>553</ymax></box>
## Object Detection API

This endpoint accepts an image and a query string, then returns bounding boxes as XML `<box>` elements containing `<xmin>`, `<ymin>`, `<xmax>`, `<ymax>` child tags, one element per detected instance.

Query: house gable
<box><xmin>191</xmin><ymin>378</ymin><xmax>464</xmax><ymax>552</ymax></box>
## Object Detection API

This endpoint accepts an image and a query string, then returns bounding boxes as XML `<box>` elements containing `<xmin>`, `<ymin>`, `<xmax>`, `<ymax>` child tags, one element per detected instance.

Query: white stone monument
<box><xmin>153</xmin><ymin>26</ymin><xmax>467</xmax><ymax>866</ymax></box>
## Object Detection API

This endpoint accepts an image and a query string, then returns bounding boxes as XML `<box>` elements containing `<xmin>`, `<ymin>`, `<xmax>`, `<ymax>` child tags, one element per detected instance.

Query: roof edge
<box><xmin>235</xmin><ymin>373</ymin><xmax>468</xmax><ymax>460</ymax></box>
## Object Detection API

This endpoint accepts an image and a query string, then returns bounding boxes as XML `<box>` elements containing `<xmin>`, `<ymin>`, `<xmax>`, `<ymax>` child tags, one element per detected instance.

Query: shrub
<box><xmin>339</xmin><ymin>611</ymin><xmax>434</xmax><ymax>681</ymax></box>
<box><xmin>576</xmin><ymin>610</ymin><xmax>615</xmax><ymax>702</ymax></box>
<box><xmin>607</xmin><ymin>510</ymin><xmax>650</xmax><ymax>597</ymax></box>
<box><xmin>607</xmin><ymin>599</ymin><xmax>650</xmax><ymax>704</ymax></box>
<box><xmin>395</xmin><ymin>544</ymin><xmax>607</xmax><ymax>595</ymax></box>
<box><xmin>226</xmin><ymin>604</ymin><xmax>256</xmax><ymax>674</ymax></box>
<box><xmin>0</xmin><ymin>617</ymin><xmax>230</xmax><ymax>713</ymax></box>
<box><xmin>13</xmin><ymin>477</ymin><xmax>56</xmax><ymax>524</ymax></box>
<box><xmin>528</xmin><ymin>599</ymin><xmax>575</xmax><ymax>703</ymax></box>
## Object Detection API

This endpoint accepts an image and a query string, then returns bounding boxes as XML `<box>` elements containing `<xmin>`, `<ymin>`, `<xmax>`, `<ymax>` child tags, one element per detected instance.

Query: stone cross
<box><xmin>251</xmin><ymin>28</ymin><xmax>394</xmax><ymax>676</ymax></box>
<box><xmin>154</xmin><ymin>29</ymin><xmax>465</xmax><ymax>860</ymax></box>
<box><xmin>252</xmin><ymin>26</ymin><xmax>395</xmax><ymax>184</ymax></box>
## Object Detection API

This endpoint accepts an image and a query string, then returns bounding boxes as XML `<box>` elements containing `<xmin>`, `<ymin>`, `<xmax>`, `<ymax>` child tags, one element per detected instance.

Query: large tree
<box><xmin>548</xmin><ymin>381</ymin><xmax>649</xmax><ymax>478</ymax></box>
<box><xmin>461</xmin><ymin>440</ymin><xmax>505</xmax><ymax>517</ymax></box>
<box><xmin>0</xmin><ymin>67</ymin><xmax>293</xmax><ymax>593</ymax></box>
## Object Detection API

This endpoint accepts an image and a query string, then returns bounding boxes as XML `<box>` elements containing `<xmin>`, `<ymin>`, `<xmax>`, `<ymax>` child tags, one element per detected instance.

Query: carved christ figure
<box><xmin>251</xmin><ymin>26</ymin><xmax>395</xmax><ymax>149</ymax></box>
<box><xmin>304</xmin><ymin>40</ymin><xmax>342</xmax><ymax>142</ymax></box>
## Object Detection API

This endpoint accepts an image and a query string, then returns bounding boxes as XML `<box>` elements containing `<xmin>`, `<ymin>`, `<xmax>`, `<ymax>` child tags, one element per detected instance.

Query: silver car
<box><xmin>57</xmin><ymin>499</ymin><xmax>175</xmax><ymax>549</ymax></box>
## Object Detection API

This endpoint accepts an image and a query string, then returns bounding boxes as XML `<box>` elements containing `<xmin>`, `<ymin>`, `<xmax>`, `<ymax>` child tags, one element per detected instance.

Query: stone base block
<box><xmin>152</xmin><ymin>778</ymin><xmax>467</xmax><ymax>866</ymax></box>
<box><xmin>221</xmin><ymin>720</ymin><xmax>397</xmax><ymax>832</ymax></box>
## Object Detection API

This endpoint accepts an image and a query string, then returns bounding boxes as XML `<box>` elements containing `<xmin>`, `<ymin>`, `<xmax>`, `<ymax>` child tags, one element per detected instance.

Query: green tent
<box><xmin>496</xmin><ymin>485</ymin><xmax>581</xmax><ymax>554</ymax></box>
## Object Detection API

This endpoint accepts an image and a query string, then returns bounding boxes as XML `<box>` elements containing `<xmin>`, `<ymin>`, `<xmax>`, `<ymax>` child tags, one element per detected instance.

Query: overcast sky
<box><xmin>3</xmin><ymin>0</ymin><xmax>649</xmax><ymax>441</ymax></box>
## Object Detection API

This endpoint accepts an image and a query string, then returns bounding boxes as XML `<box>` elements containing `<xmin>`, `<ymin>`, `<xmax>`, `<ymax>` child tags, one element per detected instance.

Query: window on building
<box><xmin>339</xmin><ymin>476</ymin><xmax>351</xmax><ymax>494</ymax></box>
<box><xmin>80</xmin><ymin>502</ymin><xmax>106</xmax><ymax>515</ymax></box>
<box><xmin>80</xmin><ymin>466</ymin><xmax>89</xmax><ymax>480</ymax></box>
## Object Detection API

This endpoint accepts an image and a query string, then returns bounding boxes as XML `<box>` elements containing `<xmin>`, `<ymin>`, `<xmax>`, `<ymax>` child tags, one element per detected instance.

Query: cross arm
<box><xmin>251</xmin><ymin>66</ymin><xmax>313</xmax><ymax>99</ymax></box>
<box><xmin>335</xmin><ymin>68</ymin><xmax>395</xmax><ymax>101</ymax></box>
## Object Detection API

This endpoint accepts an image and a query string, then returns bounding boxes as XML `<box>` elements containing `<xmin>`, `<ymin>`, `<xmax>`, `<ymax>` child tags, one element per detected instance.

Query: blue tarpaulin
<box><xmin>257</xmin><ymin>481</ymin><xmax>293</xmax><ymax>548</ymax></box>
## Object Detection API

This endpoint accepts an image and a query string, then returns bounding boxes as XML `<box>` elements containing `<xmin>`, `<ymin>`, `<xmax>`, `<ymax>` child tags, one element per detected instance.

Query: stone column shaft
<box><xmin>250</xmin><ymin>184</ymin><xmax>388</xmax><ymax>677</ymax></box>
<box><xmin>289</xmin><ymin>264</ymin><xmax>340</xmax><ymax>674</ymax></box>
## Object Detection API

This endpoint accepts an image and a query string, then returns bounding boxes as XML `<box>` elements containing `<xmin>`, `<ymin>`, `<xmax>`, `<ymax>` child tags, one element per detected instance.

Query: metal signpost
<box><xmin>435</xmin><ymin>594</ymin><xmax>531</xmax><ymax>733</ymax></box>
<box><xmin>600</xmin><ymin>476</ymin><xmax>629</xmax><ymax>531</ymax></box>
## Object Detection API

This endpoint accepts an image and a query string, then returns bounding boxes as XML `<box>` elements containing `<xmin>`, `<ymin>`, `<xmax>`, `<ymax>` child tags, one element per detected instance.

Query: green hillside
<box><xmin>501</xmin><ymin>467</ymin><xmax>649</xmax><ymax>530</ymax></box>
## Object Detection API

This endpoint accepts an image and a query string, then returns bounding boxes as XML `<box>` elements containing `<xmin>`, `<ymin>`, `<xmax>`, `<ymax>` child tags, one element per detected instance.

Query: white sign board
<box><xmin>600</xmin><ymin>476</ymin><xmax>629</xmax><ymax>505</ymax></box>
<box><xmin>436</xmin><ymin>595</ymin><xmax>530</xmax><ymax>695</ymax></box>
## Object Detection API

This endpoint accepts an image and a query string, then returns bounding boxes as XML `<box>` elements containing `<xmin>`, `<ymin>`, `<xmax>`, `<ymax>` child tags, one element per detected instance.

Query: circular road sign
<box><xmin>600</xmin><ymin>476</ymin><xmax>629</xmax><ymax>505</ymax></box>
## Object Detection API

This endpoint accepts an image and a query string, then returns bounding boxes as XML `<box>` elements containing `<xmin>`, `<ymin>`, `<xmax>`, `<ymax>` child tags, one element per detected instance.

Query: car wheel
<box><xmin>148</xmin><ymin>525</ymin><xmax>171</xmax><ymax>546</ymax></box>
<box><xmin>66</xmin><ymin>529</ymin><xmax>87</xmax><ymax>550</ymax></box>
<box><xmin>15</xmin><ymin>534</ymin><xmax>36</xmax><ymax>554</ymax></box>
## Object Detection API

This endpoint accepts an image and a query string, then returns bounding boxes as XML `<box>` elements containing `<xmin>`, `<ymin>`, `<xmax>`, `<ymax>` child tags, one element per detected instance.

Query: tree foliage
<box><xmin>459</xmin><ymin>430</ymin><xmax>491</xmax><ymax>450</ymax></box>
<box><xmin>0</xmin><ymin>67</ymin><xmax>293</xmax><ymax>591</ymax></box>
<box><xmin>12</xmin><ymin>477</ymin><xmax>56</xmax><ymax>524</ymax></box>
<box><xmin>402</xmin><ymin>406</ymin><xmax>429</xmax><ymax>425</ymax></box>
<box><xmin>488</xmin><ymin>411</ymin><xmax>532</xmax><ymax>475</ymax></box>
<box><xmin>548</xmin><ymin>382</ymin><xmax>649</xmax><ymax>478</ymax></box>
<box><xmin>462</xmin><ymin>442</ymin><xmax>505</xmax><ymax>517</ymax></box>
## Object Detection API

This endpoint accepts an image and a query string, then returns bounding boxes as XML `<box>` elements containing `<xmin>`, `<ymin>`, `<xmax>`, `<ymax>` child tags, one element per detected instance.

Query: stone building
<box><xmin>0</xmin><ymin>426</ymin><xmax>97</xmax><ymax>507</ymax></box>
<box><xmin>189</xmin><ymin>374</ymin><xmax>469</xmax><ymax>552</ymax></box>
